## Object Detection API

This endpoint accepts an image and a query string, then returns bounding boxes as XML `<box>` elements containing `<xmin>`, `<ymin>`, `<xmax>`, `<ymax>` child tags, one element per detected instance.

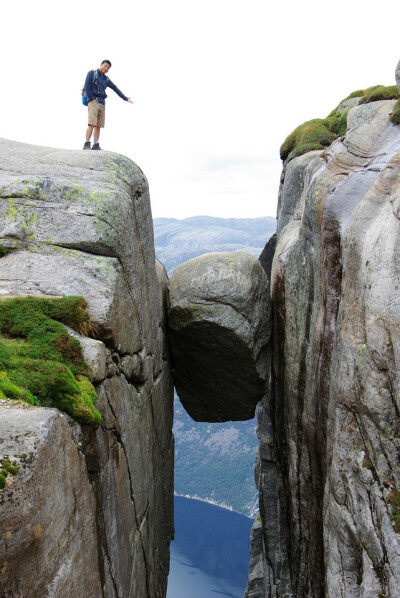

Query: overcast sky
<box><xmin>1</xmin><ymin>0</ymin><xmax>399</xmax><ymax>219</ymax></box>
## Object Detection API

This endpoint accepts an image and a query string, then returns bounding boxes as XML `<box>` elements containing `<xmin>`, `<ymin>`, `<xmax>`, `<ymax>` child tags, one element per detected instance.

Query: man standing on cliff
<box><xmin>83</xmin><ymin>60</ymin><xmax>133</xmax><ymax>150</ymax></box>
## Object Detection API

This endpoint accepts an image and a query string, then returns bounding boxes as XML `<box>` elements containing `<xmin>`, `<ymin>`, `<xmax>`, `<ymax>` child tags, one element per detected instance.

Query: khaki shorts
<box><xmin>88</xmin><ymin>100</ymin><xmax>105</xmax><ymax>128</ymax></box>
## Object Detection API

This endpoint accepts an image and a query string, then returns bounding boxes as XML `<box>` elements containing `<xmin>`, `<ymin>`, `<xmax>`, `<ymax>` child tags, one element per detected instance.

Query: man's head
<box><xmin>99</xmin><ymin>60</ymin><xmax>112</xmax><ymax>75</ymax></box>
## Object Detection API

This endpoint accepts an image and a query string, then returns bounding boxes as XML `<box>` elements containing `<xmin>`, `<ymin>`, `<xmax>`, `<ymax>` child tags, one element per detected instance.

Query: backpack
<box><xmin>81</xmin><ymin>70</ymin><xmax>109</xmax><ymax>106</ymax></box>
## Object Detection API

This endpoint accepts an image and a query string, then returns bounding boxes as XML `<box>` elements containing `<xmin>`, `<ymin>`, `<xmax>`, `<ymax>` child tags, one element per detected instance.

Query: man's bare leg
<box><xmin>86</xmin><ymin>125</ymin><xmax>95</xmax><ymax>141</ymax></box>
<box><xmin>92</xmin><ymin>126</ymin><xmax>102</xmax><ymax>149</ymax></box>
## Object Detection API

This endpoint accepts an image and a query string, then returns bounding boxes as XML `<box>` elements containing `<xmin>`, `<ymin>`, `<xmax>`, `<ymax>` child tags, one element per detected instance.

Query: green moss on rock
<box><xmin>390</xmin><ymin>100</ymin><xmax>400</xmax><ymax>125</ymax></box>
<box><xmin>281</xmin><ymin>85</ymin><xmax>400</xmax><ymax>162</ymax></box>
<box><xmin>0</xmin><ymin>296</ymin><xmax>100</xmax><ymax>425</ymax></box>
<box><xmin>388</xmin><ymin>489</ymin><xmax>400</xmax><ymax>533</ymax></box>
<box><xmin>280</xmin><ymin>113</ymin><xmax>347</xmax><ymax>162</ymax></box>
<box><xmin>55</xmin><ymin>375</ymin><xmax>101</xmax><ymax>425</ymax></box>
<box><xmin>0</xmin><ymin>460</ymin><xmax>20</xmax><ymax>490</ymax></box>
<box><xmin>6</xmin><ymin>465</ymin><xmax>19</xmax><ymax>475</ymax></box>
<box><xmin>0</xmin><ymin>372</ymin><xmax>34</xmax><ymax>403</ymax></box>
<box><xmin>358</xmin><ymin>85</ymin><xmax>399</xmax><ymax>104</ymax></box>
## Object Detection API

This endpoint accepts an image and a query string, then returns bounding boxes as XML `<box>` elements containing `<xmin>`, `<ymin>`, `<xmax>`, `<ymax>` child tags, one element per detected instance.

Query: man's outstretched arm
<box><xmin>107</xmin><ymin>79</ymin><xmax>134</xmax><ymax>103</ymax></box>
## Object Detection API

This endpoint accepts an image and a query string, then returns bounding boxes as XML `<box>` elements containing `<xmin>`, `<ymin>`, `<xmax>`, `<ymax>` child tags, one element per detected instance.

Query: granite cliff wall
<box><xmin>245</xmin><ymin>98</ymin><xmax>400</xmax><ymax>597</ymax></box>
<box><xmin>0</xmin><ymin>139</ymin><xmax>174</xmax><ymax>598</ymax></box>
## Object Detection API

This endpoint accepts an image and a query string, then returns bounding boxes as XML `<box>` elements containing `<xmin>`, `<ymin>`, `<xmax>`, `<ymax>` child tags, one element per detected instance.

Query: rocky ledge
<box><xmin>0</xmin><ymin>139</ymin><xmax>174</xmax><ymax>598</ymax></box>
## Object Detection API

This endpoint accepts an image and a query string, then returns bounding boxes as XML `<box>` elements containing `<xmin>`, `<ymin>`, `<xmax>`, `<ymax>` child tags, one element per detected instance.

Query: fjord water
<box><xmin>167</xmin><ymin>496</ymin><xmax>253</xmax><ymax>598</ymax></box>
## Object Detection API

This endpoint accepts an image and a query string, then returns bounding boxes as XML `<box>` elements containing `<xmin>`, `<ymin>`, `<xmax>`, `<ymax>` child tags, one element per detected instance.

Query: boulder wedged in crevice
<box><xmin>168</xmin><ymin>251</ymin><xmax>271</xmax><ymax>422</ymax></box>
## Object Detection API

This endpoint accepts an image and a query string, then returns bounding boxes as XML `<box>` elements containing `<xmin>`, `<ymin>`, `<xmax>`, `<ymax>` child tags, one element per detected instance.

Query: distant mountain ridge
<box><xmin>153</xmin><ymin>215</ymin><xmax>276</xmax><ymax>275</ymax></box>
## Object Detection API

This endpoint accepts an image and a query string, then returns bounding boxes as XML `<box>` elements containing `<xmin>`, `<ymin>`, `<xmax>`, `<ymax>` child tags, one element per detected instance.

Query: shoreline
<box><xmin>173</xmin><ymin>492</ymin><xmax>256</xmax><ymax>519</ymax></box>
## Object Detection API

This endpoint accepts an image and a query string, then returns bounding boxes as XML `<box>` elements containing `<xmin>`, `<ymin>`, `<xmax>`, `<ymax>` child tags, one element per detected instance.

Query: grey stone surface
<box><xmin>0</xmin><ymin>402</ymin><xmax>102</xmax><ymax>598</ymax></box>
<box><xmin>258</xmin><ymin>232</ymin><xmax>277</xmax><ymax>282</ymax></box>
<box><xmin>0</xmin><ymin>139</ymin><xmax>174</xmax><ymax>598</ymax></box>
<box><xmin>120</xmin><ymin>353</ymin><xmax>140</xmax><ymax>379</ymax></box>
<box><xmin>335</xmin><ymin>95</ymin><xmax>361</xmax><ymax>114</ymax></box>
<box><xmin>65</xmin><ymin>325</ymin><xmax>107</xmax><ymax>383</ymax></box>
<box><xmin>249</xmin><ymin>99</ymin><xmax>400</xmax><ymax>597</ymax></box>
<box><xmin>0</xmin><ymin>138</ymin><xmax>158</xmax><ymax>355</ymax></box>
<box><xmin>243</xmin><ymin>518</ymin><xmax>267</xmax><ymax>598</ymax></box>
<box><xmin>396</xmin><ymin>59</ymin><xmax>400</xmax><ymax>92</ymax></box>
<box><xmin>168</xmin><ymin>251</ymin><xmax>271</xmax><ymax>422</ymax></box>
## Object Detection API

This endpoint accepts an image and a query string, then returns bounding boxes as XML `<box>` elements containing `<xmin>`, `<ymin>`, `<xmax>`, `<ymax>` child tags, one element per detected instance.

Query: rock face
<box><xmin>258</xmin><ymin>232</ymin><xmax>277</xmax><ymax>281</ymax></box>
<box><xmin>396</xmin><ymin>59</ymin><xmax>400</xmax><ymax>92</ymax></box>
<box><xmin>243</xmin><ymin>518</ymin><xmax>268</xmax><ymax>598</ymax></box>
<box><xmin>0</xmin><ymin>402</ymin><xmax>103</xmax><ymax>598</ymax></box>
<box><xmin>168</xmin><ymin>251</ymin><xmax>271</xmax><ymax>422</ymax></box>
<box><xmin>0</xmin><ymin>139</ymin><xmax>174</xmax><ymax>597</ymax></box>
<box><xmin>247</xmin><ymin>99</ymin><xmax>400</xmax><ymax>597</ymax></box>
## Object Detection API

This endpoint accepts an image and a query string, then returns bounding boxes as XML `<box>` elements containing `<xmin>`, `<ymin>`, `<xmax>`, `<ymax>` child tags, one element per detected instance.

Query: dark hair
<box><xmin>101</xmin><ymin>60</ymin><xmax>112</xmax><ymax>67</ymax></box>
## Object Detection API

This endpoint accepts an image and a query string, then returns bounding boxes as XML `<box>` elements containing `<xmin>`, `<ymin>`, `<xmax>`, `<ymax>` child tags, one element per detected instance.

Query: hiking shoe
<box><xmin>83</xmin><ymin>141</ymin><xmax>91</xmax><ymax>150</ymax></box>
<box><xmin>92</xmin><ymin>143</ymin><xmax>102</xmax><ymax>150</ymax></box>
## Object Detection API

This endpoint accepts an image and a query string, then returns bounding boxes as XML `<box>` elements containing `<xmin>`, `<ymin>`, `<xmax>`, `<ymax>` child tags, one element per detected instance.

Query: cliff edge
<box><xmin>0</xmin><ymin>139</ymin><xmax>174</xmax><ymax>598</ymax></box>
<box><xmin>246</xmin><ymin>96</ymin><xmax>400</xmax><ymax>597</ymax></box>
